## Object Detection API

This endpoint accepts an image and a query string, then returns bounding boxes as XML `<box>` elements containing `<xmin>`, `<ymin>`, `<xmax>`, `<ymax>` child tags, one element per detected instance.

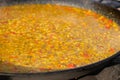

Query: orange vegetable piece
<box><xmin>105</xmin><ymin>25</ymin><xmax>111</xmax><ymax>29</ymax></box>
<box><xmin>64</xmin><ymin>7</ymin><xmax>75</xmax><ymax>13</ymax></box>
<box><xmin>10</xmin><ymin>31</ymin><xmax>17</xmax><ymax>35</ymax></box>
<box><xmin>67</xmin><ymin>64</ymin><xmax>76</xmax><ymax>68</ymax></box>
<box><xmin>10</xmin><ymin>55</ymin><xmax>18</xmax><ymax>58</ymax></box>
<box><xmin>109</xmin><ymin>48</ymin><xmax>115</xmax><ymax>53</ymax></box>
<box><xmin>0</xmin><ymin>21</ymin><xmax>8</xmax><ymax>24</ymax></box>
<box><xmin>108</xmin><ymin>20</ymin><xmax>113</xmax><ymax>24</ymax></box>
<box><xmin>83</xmin><ymin>52</ymin><xmax>90</xmax><ymax>58</ymax></box>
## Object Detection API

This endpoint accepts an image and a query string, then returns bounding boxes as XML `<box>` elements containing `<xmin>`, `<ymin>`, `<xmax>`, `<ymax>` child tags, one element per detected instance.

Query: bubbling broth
<box><xmin>0</xmin><ymin>4</ymin><xmax>120</xmax><ymax>73</ymax></box>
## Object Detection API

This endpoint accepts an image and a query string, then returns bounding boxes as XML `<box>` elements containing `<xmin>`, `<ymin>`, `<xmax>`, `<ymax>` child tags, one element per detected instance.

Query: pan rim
<box><xmin>0</xmin><ymin>0</ymin><xmax>120</xmax><ymax>75</ymax></box>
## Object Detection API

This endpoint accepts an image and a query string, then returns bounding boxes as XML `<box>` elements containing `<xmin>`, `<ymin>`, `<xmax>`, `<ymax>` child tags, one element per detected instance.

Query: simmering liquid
<box><xmin>0</xmin><ymin>4</ymin><xmax>120</xmax><ymax>73</ymax></box>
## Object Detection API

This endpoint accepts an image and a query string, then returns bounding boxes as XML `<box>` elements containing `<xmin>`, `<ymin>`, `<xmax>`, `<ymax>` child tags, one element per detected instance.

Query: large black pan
<box><xmin>0</xmin><ymin>0</ymin><xmax>120</xmax><ymax>80</ymax></box>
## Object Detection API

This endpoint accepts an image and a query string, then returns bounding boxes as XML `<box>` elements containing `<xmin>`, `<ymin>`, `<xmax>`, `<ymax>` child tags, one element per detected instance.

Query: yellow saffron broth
<box><xmin>0</xmin><ymin>4</ymin><xmax>120</xmax><ymax>73</ymax></box>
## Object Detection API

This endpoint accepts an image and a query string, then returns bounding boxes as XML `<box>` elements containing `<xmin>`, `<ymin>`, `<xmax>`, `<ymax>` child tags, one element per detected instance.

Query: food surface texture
<box><xmin>0</xmin><ymin>4</ymin><xmax>120</xmax><ymax>73</ymax></box>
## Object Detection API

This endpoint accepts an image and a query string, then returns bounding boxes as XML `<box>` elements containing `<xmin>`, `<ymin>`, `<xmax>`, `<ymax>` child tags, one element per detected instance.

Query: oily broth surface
<box><xmin>0</xmin><ymin>4</ymin><xmax>120</xmax><ymax>73</ymax></box>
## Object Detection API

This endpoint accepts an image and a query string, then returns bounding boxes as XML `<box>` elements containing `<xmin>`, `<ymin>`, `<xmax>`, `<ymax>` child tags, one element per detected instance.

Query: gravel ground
<box><xmin>79</xmin><ymin>64</ymin><xmax>120</xmax><ymax>80</ymax></box>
